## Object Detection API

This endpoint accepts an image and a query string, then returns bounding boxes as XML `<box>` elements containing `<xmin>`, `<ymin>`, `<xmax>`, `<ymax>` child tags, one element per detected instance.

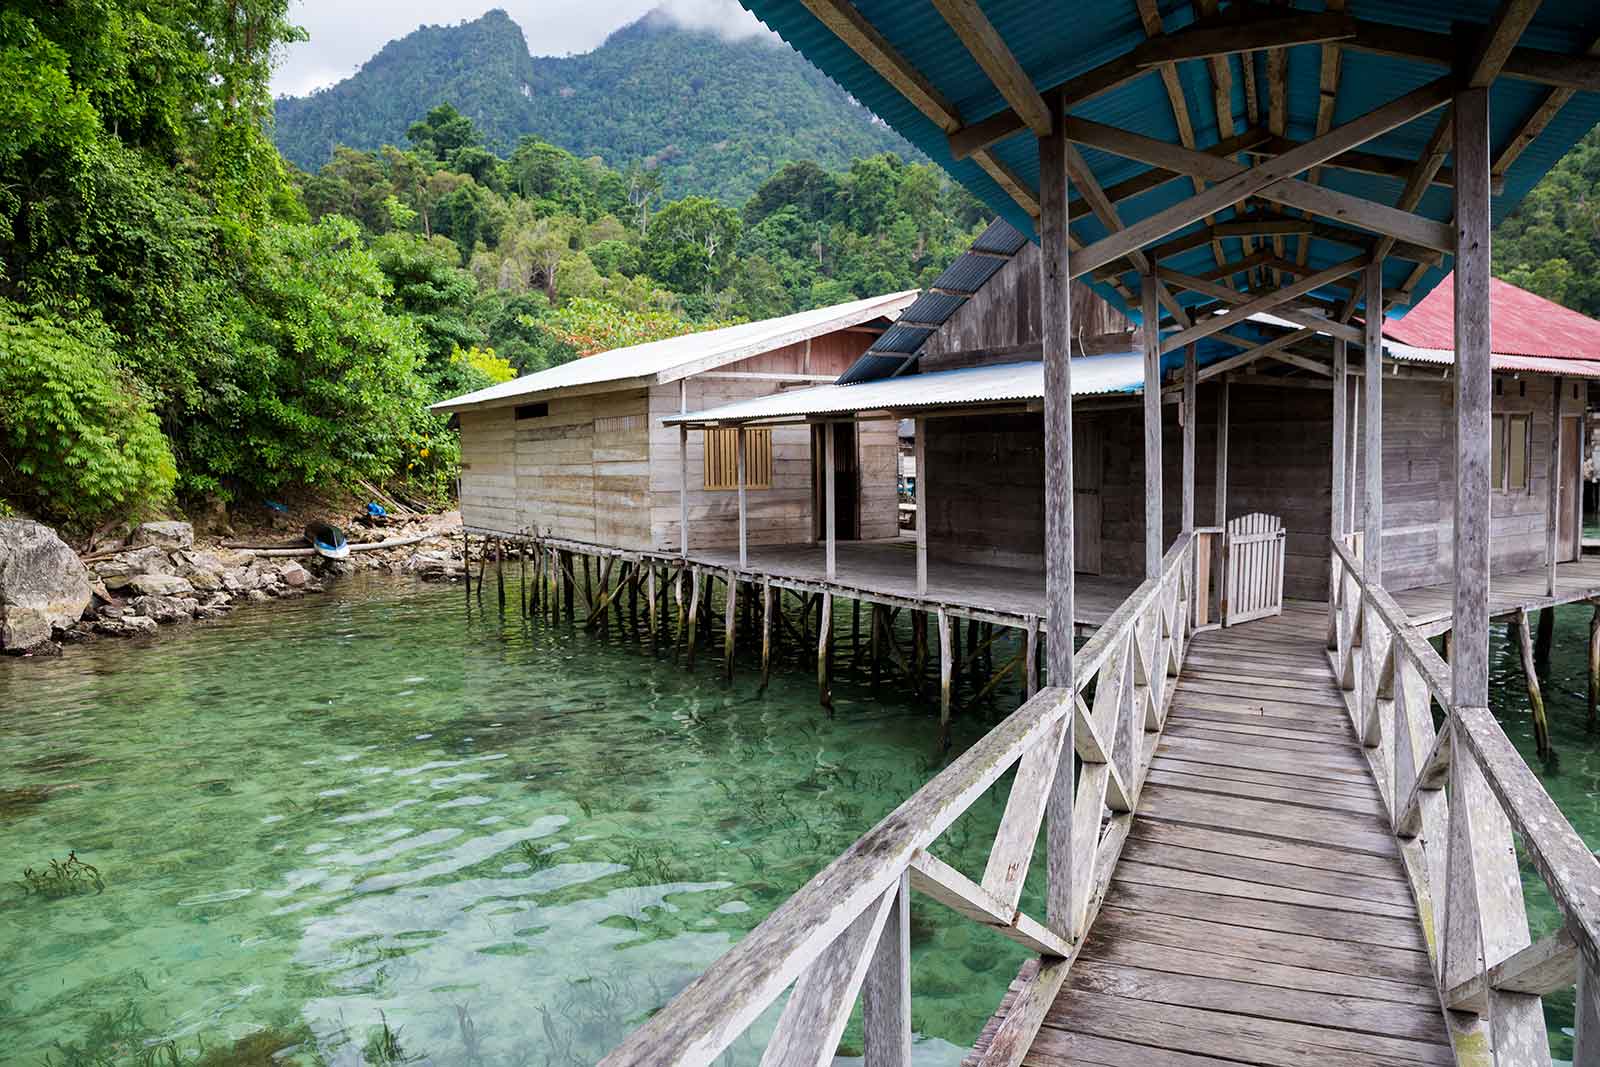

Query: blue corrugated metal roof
<box><xmin>738</xmin><ymin>0</ymin><xmax>1600</xmax><ymax>324</ymax></box>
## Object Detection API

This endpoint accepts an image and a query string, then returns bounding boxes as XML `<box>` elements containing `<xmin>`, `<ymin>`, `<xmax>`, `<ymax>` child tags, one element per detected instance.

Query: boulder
<box><xmin>126</xmin><ymin>573</ymin><xmax>195</xmax><ymax>598</ymax></box>
<box><xmin>131</xmin><ymin>521</ymin><xmax>194</xmax><ymax>550</ymax></box>
<box><xmin>278</xmin><ymin>561</ymin><xmax>309</xmax><ymax>588</ymax></box>
<box><xmin>173</xmin><ymin>550</ymin><xmax>228</xmax><ymax>591</ymax></box>
<box><xmin>0</xmin><ymin>520</ymin><xmax>93</xmax><ymax>651</ymax></box>
<box><xmin>130</xmin><ymin>594</ymin><xmax>197</xmax><ymax>623</ymax></box>
<box><xmin>94</xmin><ymin>545</ymin><xmax>173</xmax><ymax>590</ymax></box>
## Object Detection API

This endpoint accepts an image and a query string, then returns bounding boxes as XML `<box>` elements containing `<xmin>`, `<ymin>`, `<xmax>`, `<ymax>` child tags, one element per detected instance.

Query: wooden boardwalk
<box><xmin>969</xmin><ymin>603</ymin><xmax>1453</xmax><ymax>1067</ymax></box>
<box><xmin>1390</xmin><ymin>555</ymin><xmax>1600</xmax><ymax>635</ymax></box>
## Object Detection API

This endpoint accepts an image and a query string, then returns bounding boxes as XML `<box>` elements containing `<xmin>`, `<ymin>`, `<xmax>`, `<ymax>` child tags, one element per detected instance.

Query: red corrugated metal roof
<box><xmin>1383</xmin><ymin>273</ymin><xmax>1600</xmax><ymax>361</ymax></box>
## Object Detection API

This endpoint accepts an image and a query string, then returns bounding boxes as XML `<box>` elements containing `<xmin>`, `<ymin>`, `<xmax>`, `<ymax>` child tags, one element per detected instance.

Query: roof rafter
<box><xmin>930</xmin><ymin>0</ymin><xmax>1051</xmax><ymax>136</ymax></box>
<box><xmin>1135</xmin><ymin>8</ymin><xmax>1355</xmax><ymax>67</ymax></box>
<box><xmin>1160</xmin><ymin>255</ymin><xmax>1368</xmax><ymax>353</ymax></box>
<box><xmin>1157</xmin><ymin>264</ymin><xmax>1363</xmax><ymax>343</ymax></box>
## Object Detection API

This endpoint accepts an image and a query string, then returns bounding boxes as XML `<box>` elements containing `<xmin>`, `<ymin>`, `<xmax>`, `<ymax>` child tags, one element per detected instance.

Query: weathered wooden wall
<box><xmin>458</xmin><ymin>323</ymin><xmax>899</xmax><ymax>552</ymax></box>
<box><xmin>919</xmin><ymin>243</ymin><xmax>1134</xmax><ymax>370</ymax></box>
<box><xmin>1356</xmin><ymin>372</ymin><xmax>1577</xmax><ymax>591</ymax></box>
<box><xmin>924</xmin><ymin>413</ymin><xmax>1045</xmax><ymax>570</ymax></box>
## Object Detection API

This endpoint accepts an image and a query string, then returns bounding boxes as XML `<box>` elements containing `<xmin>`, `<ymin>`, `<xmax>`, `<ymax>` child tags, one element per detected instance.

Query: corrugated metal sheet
<box><xmin>430</xmin><ymin>290</ymin><xmax>917</xmax><ymax>412</ymax></box>
<box><xmin>1385</xmin><ymin>273</ymin><xmax>1600</xmax><ymax>359</ymax></box>
<box><xmin>738</xmin><ymin>0</ymin><xmax>1600</xmax><ymax>324</ymax></box>
<box><xmin>1385</xmin><ymin>341</ymin><xmax>1600</xmax><ymax>379</ymax></box>
<box><xmin>667</xmin><ymin>357</ymin><xmax>1127</xmax><ymax>425</ymax></box>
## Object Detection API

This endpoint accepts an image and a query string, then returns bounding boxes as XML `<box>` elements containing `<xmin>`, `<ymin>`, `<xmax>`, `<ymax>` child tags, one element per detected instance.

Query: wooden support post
<box><xmin>1142</xmin><ymin>273</ymin><xmax>1163</xmax><ymax>578</ymax></box>
<box><xmin>1024</xmin><ymin>615</ymin><xmax>1039</xmax><ymax>700</ymax></box>
<box><xmin>628</xmin><ymin>563</ymin><xmax>639</xmax><ymax>636</ymax></box>
<box><xmin>493</xmin><ymin>539</ymin><xmax>504</xmax><ymax>612</ymax></box>
<box><xmin>1536</xmin><ymin>604</ymin><xmax>1555</xmax><ymax>672</ymax></box>
<box><xmin>648</xmin><ymin>564</ymin><xmax>658</xmax><ymax>649</ymax></box>
<box><xmin>737</xmin><ymin>426</ymin><xmax>748</xmax><ymax>570</ymax></box>
<box><xmin>581</xmin><ymin>554</ymin><xmax>593</xmax><ymax>616</ymax></box>
<box><xmin>824</xmin><ymin>425</ymin><xmax>837</xmax><ymax>581</ymax></box>
<box><xmin>519</xmin><ymin>543</ymin><xmax>526</xmax><ymax>618</ymax></box>
<box><xmin>1182</xmin><ymin>343</ymin><xmax>1196</xmax><ymax>532</ymax></box>
<box><xmin>1589</xmin><ymin>603</ymin><xmax>1600</xmax><ymax>730</ymax></box>
<box><xmin>870</xmin><ymin>604</ymin><xmax>883</xmax><ymax>693</ymax></box>
<box><xmin>759</xmin><ymin>580</ymin><xmax>774</xmax><ymax>694</ymax></box>
<box><xmin>1363</xmin><ymin>259</ymin><xmax>1385</xmax><ymax>585</ymax></box>
<box><xmin>1549</xmin><ymin>375</ymin><xmax>1563</xmax><ymax>596</ymax></box>
<box><xmin>1516</xmin><ymin>607</ymin><xmax>1553</xmax><ymax>758</ymax></box>
<box><xmin>817</xmin><ymin>591</ymin><xmax>833</xmax><ymax>712</ymax></box>
<box><xmin>851</xmin><ymin>598</ymin><xmax>861</xmax><ymax>663</ymax></box>
<box><xmin>1040</xmin><ymin>95</ymin><xmax>1076</xmax><ymax>935</ymax></box>
<box><xmin>724</xmin><ymin>573</ymin><xmax>737</xmax><ymax>681</ymax></box>
<box><xmin>1215</xmin><ymin>382</ymin><xmax>1229</xmax><ymax>526</ymax></box>
<box><xmin>686</xmin><ymin>567</ymin><xmax>702</xmax><ymax>670</ymax></box>
<box><xmin>679</xmin><ymin>380</ymin><xmax>690</xmax><ymax>558</ymax></box>
<box><xmin>462</xmin><ymin>532</ymin><xmax>471</xmax><ymax>602</ymax></box>
<box><xmin>1347</xmin><ymin>375</ymin><xmax>1360</xmax><ymax>536</ymax></box>
<box><xmin>1453</xmin><ymin>87</ymin><xmax>1492</xmax><ymax>710</ymax></box>
<box><xmin>937</xmin><ymin>608</ymin><xmax>954</xmax><ymax>749</ymax></box>
<box><xmin>1331</xmin><ymin>337</ymin><xmax>1347</xmax><ymax>541</ymax></box>
<box><xmin>914</xmin><ymin>417</ymin><xmax>928</xmax><ymax>595</ymax></box>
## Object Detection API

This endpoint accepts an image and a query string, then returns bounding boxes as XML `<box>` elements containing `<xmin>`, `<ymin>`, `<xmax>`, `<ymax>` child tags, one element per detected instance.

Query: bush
<box><xmin>0</xmin><ymin>303</ymin><xmax>175</xmax><ymax>523</ymax></box>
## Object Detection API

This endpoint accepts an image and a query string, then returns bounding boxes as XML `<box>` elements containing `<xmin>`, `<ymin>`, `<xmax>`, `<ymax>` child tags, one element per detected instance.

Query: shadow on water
<box><xmin>0</xmin><ymin>573</ymin><xmax>1043</xmax><ymax>1067</ymax></box>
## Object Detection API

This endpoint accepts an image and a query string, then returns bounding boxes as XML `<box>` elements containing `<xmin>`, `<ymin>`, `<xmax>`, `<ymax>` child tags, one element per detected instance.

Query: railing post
<box><xmin>861</xmin><ymin>871</ymin><xmax>912</xmax><ymax>1067</ymax></box>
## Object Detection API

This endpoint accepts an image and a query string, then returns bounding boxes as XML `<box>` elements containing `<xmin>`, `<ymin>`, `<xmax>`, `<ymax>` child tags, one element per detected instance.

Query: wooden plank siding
<box><xmin>458</xmin><ymin>324</ymin><xmax>899</xmax><ymax>553</ymax></box>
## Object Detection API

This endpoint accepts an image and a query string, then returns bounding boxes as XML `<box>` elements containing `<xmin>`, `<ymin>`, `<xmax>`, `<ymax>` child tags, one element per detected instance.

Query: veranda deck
<box><xmin>1390</xmin><ymin>556</ymin><xmax>1600</xmax><ymax>636</ymax></box>
<box><xmin>968</xmin><ymin>603</ymin><xmax>1453</xmax><ymax>1067</ymax></box>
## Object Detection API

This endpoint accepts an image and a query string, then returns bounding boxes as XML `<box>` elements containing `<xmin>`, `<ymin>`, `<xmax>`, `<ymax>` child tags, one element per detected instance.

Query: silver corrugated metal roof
<box><xmin>431</xmin><ymin>290</ymin><xmax>918</xmax><ymax>413</ymax></box>
<box><xmin>665</xmin><ymin>354</ymin><xmax>1148</xmax><ymax>425</ymax></box>
<box><xmin>1384</xmin><ymin>340</ymin><xmax>1600</xmax><ymax>378</ymax></box>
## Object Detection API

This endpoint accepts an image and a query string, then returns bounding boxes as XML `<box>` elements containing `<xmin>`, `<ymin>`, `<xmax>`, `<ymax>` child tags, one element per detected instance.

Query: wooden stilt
<box><xmin>870</xmin><ymin>604</ymin><xmax>884</xmax><ymax>693</ymax></box>
<box><xmin>686</xmin><ymin>567</ymin><xmax>702</xmax><ymax>670</ymax></box>
<box><xmin>628</xmin><ymin>563</ymin><xmax>639</xmax><ymax>636</ymax></box>
<box><xmin>463</xmin><ymin>533</ymin><xmax>471</xmax><ymax>602</ymax></box>
<box><xmin>759</xmin><ymin>580</ymin><xmax>774</xmax><ymax>694</ymax></box>
<box><xmin>913</xmin><ymin>612</ymin><xmax>928</xmax><ymax>698</ymax></box>
<box><xmin>562</xmin><ymin>552</ymin><xmax>574</xmax><ymax>619</ymax></box>
<box><xmin>476</xmin><ymin>540</ymin><xmax>488</xmax><ymax>599</ymax></box>
<box><xmin>1515</xmin><ymin>607</ymin><xmax>1553</xmax><ymax>759</ymax></box>
<box><xmin>1024</xmin><ymin>615</ymin><xmax>1039</xmax><ymax>700</ymax></box>
<box><xmin>724</xmin><ymin>574</ymin><xmax>737</xmax><ymax>681</ymax></box>
<box><xmin>648</xmin><ymin>565</ymin><xmax>659</xmax><ymax>650</ymax></box>
<box><xmin>981</xmin><ymin>622</ymin><xmax>995</xmax><ymax>708</ymax></box>
<box><xmin>1536</xmin><ymin>605</ymin><xmax>1555</xmax><ymax>671</ymax></box>
<box><xmin>582</xmin><ymin>554</ymin><xmax>594</xmax><ymax>617</ymax></box>
<box><xmin>1589</xmin><ymin>603</ymin><xmax>1600</xmax><ymax>731</ymax></box>
<box><xmin>851</xmin><ymin>599</ymin><xmax>861</xmax><ymax>664</ymax></box>
<box><xmin>496</xmin><ymin>540</ymin><xmax>506</xmax><ymax>612</ymax></box>
<box><xmin>817</xmin><ymin>591</ymin><xmax>833</xmax><ymax>712</ymax></box>
<box><xmin>519</xmin><ymin>543</ymin><xmax>527</xmax><ymax>618</ymax></box>
<box><xmin>937</xmin><ymin>608</ymin><xmax>953</xmax><ymax>750</ymax></box>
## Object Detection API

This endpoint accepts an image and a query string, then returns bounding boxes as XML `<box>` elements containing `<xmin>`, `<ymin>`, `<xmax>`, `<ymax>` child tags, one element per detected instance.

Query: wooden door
<box><xmin>1224</xmin><ymin>513</ymin><xmax>1286</xmax><ymax>625</ymax></box>
<box><xmin>1073</xmin><ymin>419</ymin><xmax>1102</xmax><ymax>575</ymax></box>
<box><xmin>1559</xmin><ymin>415</ymin><xmax>1582</xmax><ymax>562</ymax></box>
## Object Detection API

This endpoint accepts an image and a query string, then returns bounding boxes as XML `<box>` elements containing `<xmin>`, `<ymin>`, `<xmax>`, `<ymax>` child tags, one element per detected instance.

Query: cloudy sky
<box><xmin>273</xmin><ymin>0</ymin><xmax>776</xmax><ymax>97</ymax></box>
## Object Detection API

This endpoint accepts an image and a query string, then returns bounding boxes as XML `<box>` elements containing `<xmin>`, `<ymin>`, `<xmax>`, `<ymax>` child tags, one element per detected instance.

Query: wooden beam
<box><xmin>1215</xmin><ymin>379</ymin><xmax>1229</xmax><ymax>526</ymax></box>
<box><xmin>1248</xmin><ymin>136</ymin><xmax>1468</xmax><ymax>190</ymax></box>
<box><xmin>1331</xmin><ymin>337</ymin><xmax>1347</xmax><ymax>540</ymax></box>
<box><xmin>1063</xmin><ymin>80</ymin><xmax>1457</xmax><ymax>270</ymax></box>
<box><xmin>1143</xmin><ymin>275</ymin><xmax>1163</xmax><ymax>579</ymax></box>
<box><xmin>1463</xmin><ymin>0</ymin><xmax>1544</xmax><ymax>89</ymax></box>
<box><xmin>1038</xmin><ymin>94</ymin><xmax>1076</xmax><ymax>933</ymax></box>
<box><xmin>1454</xmin><ymin>87</ymin><xmax>1493</xmax><ymax>710</ymax></box>
<box><xmin>1193</xmin><ymin>327</ymin><xmax>1321</xmax><ymax>384</ymax></box>
<box><xmin>798</xmin><ymin>0</ymin><xmax>960</xmax><ymax>132</ymax></box>
<box><xmin>1160</xmin><ymin>255</ymin><xmax>1367</xmax><ymax>354</ymax></box>
<box><xmin>823</xmin><ymin>425</ymin><xmax>837</xmax><ymax>581</ymax></box>
<box><xmin>1492</xmin><ymin>32</ymin><xmax>1600</xmax><ymax>178</ymax></box>
<box><xmin>931</xmin><ymin>0</ymin><xmax>1050</xmax><ymax>136</ymax></box>
<box><xmin>1135</xmin><ymin>10</ymin><xmax>1356</xmax><ymax>67</ymax></box>
<box><xmin>1156</xmin><ymin>264</ymin><xmax>1363</xmax><ymax>344</ymax></box>
<box><xmin>1343</xmin><ymin>16</ymin><xmax>1600</xmax><ymax>93</ymax></box>
<box><xmin>1066</xmin><ymin>127</ymin><xmax>1271</xmax><ymax>220</ymax></box>
<box><xmin>1549</xmin><ymin>375</ymin><xmax>1563</xmax><ymax>596</ymax></box>
<box><xmin>736</xmin><ymin>426</ymin><xmax>748</xmax><ymax>570</ymax></box>
<box><xmin>1063</xmin><ymin>141</ymin><xmax>1186</xmax><ymax>323</ymax></box>
<box><xmin>1212</xmin><ymin>215</ymin><xmax>1313</xmax><ymax>238</ymax></box>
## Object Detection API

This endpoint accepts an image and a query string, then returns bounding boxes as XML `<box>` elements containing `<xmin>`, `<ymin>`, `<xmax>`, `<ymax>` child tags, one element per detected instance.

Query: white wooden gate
<box><xmin>1224</xmin><ymin>513</ymin><xmax>1286</xmax><ymax>625</ymax></box>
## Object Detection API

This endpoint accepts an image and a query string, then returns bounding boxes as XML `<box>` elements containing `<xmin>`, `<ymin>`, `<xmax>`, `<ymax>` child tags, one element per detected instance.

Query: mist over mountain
<box><xmin>272</xmin><ymin>8</ymin><xmax>919</xmax><ymax>202</ymax></box>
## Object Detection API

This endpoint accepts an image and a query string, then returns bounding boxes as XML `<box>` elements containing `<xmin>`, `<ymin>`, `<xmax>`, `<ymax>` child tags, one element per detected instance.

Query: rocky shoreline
<box><xmin>0</xmin><ymin>514</ymin><xmax>469</xmax><ymax>656</ymax></box>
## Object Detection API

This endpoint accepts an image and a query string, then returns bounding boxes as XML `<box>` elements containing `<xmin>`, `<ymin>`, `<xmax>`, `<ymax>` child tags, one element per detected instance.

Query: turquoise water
<box><xmin>4</xmin><ymin>573</ymin><xmax>1598</xmax><ymax>1066</ymax></box>
<box><xmin>0</xmin><ymin>575</ymin><xmax>1039</xmax><ymax>1067</ymax></box>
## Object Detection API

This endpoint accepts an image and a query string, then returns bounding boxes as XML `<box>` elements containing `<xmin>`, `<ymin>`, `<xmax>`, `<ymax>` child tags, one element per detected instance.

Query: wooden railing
<box><xmin>1328</xmin><ymin>539</ymin><xmax>1600</xmax><ymax>1062</ymax></box>
<box><xmin>599</xmin><ymin>534</ymin><xmax>1198</xmax><ymax>1067</ymax></box>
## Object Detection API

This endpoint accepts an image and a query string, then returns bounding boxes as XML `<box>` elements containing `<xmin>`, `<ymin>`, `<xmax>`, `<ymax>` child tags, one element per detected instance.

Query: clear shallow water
<box><xmin>5</xmin><ymin>574</ymin><xmax>1599</xmax><ymax>1066</ymax></box>
<box><xmin>0</xmin><ymin>575</ymin><xmax>1039</xmax><ymax>1067</ymax></box>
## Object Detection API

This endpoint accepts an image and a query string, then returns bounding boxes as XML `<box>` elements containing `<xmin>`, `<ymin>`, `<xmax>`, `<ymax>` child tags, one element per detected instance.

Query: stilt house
<box><xmin>434</xmin><ymin>292</ymin><xmax>917</xmax><ymax>552</ymax></box>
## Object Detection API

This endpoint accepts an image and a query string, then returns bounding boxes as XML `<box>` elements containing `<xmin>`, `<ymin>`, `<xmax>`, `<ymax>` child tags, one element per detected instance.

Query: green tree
<box><xmin>644</xmin><ymin>196</ymin><xmax>741</xmax><ymax>295</ymax></box>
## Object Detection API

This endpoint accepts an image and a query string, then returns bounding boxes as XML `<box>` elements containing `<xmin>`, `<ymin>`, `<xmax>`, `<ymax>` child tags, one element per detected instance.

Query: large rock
<box><xmin>131</xmin><ymin>520</ymin><xmax>194</xmax><ymax>550</ymax></box>
<box><xmin>126</xmin><ymin>573</ymin><xmax>195</xmax><ymax>597</ymax></box>
<box><xmin>0</xmin><ymin>520</ymin><xmax>93</xmax><ymax>651</ymax></box>
<box><xmin>130</xmin><ymin>594</ymin><xmax>199</xmax><ymax>623</ymax></box>
<box><xmin>277</xmin><ymin>561</ymin><xmax>309</xmax><ymax>587</ymax></box>
<box><xmin>94</xmin><ymin>545</ymin><xmax>173</xmax><ymax>590</ymax></box>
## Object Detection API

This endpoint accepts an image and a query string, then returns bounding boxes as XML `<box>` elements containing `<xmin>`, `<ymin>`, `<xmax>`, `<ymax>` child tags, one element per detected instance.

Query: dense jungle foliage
<box><xmin>273</xmin><ymin>8</ymin><xmax>918</xmax><ymax>204</ymax></box>
<box><xmin>1494</xmin><ymin>124</ymin><xmax>1600</xmax><ymax>317</ymax></box>
<box><xmin>0</xmin><ymin>2</ymin><xmax>985</xmax><ymax>529</ymax></box>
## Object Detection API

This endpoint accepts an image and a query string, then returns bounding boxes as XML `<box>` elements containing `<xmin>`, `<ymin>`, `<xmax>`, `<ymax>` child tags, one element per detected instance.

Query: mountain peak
<box><xmin>272</xmin><ymin>7</ymin><xmax>915</xmax><ymax>203</ymax></box>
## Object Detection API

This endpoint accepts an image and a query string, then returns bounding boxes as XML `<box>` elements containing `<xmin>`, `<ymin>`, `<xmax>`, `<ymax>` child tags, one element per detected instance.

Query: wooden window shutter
<box><xmin>703</xmin><ymin>428</ymin><xmax>772</xmax><ymax>490</ymax></box>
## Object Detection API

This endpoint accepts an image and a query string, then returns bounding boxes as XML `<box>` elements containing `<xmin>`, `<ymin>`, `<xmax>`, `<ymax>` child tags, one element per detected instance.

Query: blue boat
<box><xmin>302</xmin><ymin>522</ymin><xmax>349</xmax><ymax>561</ymax></box>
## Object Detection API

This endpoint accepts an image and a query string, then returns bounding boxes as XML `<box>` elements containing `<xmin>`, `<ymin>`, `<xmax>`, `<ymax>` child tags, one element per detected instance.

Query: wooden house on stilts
<box><xmin>583</xmin><ymin>1</ymin><xmax>1600</xmax><ymax>1065</ymax></box>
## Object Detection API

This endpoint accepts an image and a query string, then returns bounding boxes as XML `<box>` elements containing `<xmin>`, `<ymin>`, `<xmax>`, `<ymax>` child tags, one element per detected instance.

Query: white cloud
<box><xmin>271</xmin><ymin>0</ymin><xmax>779</xmax><ymax>98</ymax></box>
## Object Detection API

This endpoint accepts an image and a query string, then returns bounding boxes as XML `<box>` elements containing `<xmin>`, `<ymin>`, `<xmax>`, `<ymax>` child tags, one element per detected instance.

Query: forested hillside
<box><xmin>273</xmin><ymin>9</ymin><xmax>917</xmax><ymax>203</ymax></box>
<box><xmin>0</xmin><ymin>2</ymin><xmax>983</xmax><ymax>532</ymax></box>
<box><xmin>1494</xmin><ymin>124</ymin><xmax>1600</xmax><ymax>318</ymax></box>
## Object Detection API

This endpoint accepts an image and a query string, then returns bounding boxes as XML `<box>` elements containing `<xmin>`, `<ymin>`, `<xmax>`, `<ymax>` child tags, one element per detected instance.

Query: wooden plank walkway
<box><xmin>968</xmin><ymin>602</ymin><xmax>1452</xmax><ymax>1067</ymax></box>
<box><xmin>1390</xmin><ymin>555</ymin><xmax>1600</xmax><ymax>635</ymax></box>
